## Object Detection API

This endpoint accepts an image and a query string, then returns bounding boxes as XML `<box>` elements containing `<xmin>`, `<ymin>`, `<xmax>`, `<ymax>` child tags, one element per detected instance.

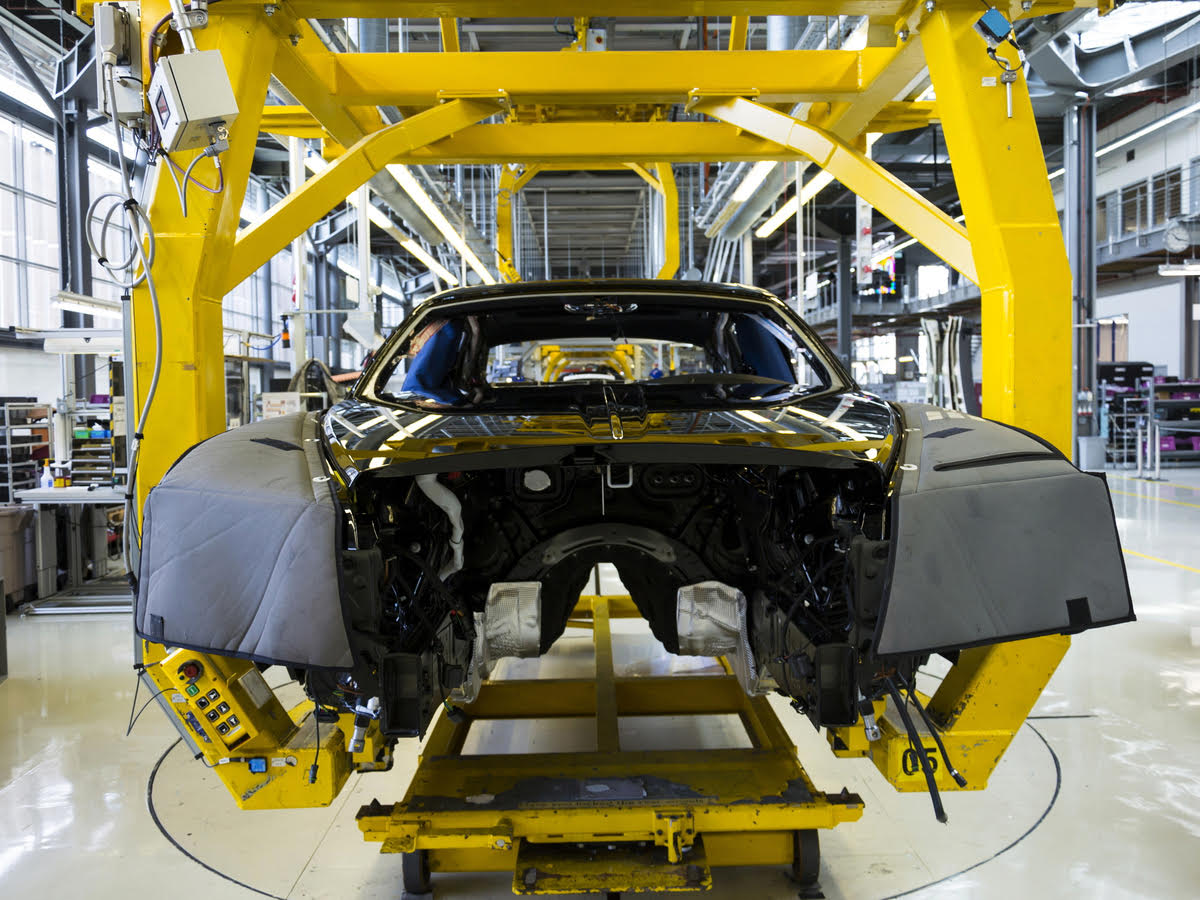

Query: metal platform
<box><xmin>21</xmin><ymin>577</ymin><xmax>131</xmax><ymax>616</ymax></box>
<box><xmin>357</xmin><ymin>595</ymin><xmax>863</xmax><ymax>895</ymax></box>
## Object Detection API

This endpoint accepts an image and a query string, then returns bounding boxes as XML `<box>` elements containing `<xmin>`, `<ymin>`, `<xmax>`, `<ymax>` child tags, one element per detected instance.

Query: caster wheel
<box><xmin>791</xmin><ymin>829</ymin><xmax>820</xmax><ymax>889</ymax></box>
<box><xmin>402</xmin><ymin>848</ymin><xmax>431</xmax><ymax>896</ymax></box>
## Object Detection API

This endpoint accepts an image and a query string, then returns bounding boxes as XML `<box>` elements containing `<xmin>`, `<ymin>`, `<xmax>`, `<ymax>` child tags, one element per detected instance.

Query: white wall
<box><xmin>0</xmin><ymin>345</ymin><xmax>62</xmax><ymax>403</ymax></box>
<box><xmin>1095</xmin><ymin>278</ymin><xmax>1185</xmax><ymax>372</ymax></box>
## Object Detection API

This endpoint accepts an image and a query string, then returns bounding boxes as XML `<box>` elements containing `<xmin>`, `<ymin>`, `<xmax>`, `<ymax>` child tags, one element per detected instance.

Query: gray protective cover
<box><xmin>135</xmin><ymin>412</ymin><xmax>352</xmax><ymax>669</ymax></box>
<box><xmin>874</xmin><ymin>404</ymin><xmax>1133</xmax><ymax>656</ymax></box>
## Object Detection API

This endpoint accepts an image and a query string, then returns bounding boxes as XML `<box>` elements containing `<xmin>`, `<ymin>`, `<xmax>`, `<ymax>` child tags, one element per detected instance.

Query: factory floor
<box><xmin>1</xmin><ymin>469</ymin><xmax>1198</xmax><ymax>899</ymax></box>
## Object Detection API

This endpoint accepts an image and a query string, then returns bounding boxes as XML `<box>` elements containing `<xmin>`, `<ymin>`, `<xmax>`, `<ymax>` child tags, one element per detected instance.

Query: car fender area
<box><xmin>872</xmin><ymin>404</ymin><xmax>1134</xmax><ymax>657</ymax></box>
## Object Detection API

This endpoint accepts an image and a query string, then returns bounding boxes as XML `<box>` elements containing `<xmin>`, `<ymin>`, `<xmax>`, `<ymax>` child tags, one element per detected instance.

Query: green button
<box><xmin>185</xmin><ymin>684</ymin><xmax>199</xmax><ymax>696</ymax></box>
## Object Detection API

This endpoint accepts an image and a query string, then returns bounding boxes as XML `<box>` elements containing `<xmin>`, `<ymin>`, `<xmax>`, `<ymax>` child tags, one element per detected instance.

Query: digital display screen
<box><xmin>155</xmin><ymin>88</ymin><xmax>170</xmax><ymax>126</ymax></box>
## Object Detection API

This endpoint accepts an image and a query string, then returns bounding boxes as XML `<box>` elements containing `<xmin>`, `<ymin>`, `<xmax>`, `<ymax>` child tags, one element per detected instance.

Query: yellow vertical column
<box><xmin>131</xmin><ymin>7</ymin><xmax>279</xmax><ymax>510</ymax></box>
<box><xmin>495</xmin><ymin>165</ymin><xmax>520</xmax><ymax>282</ymax></box>
<box><xmin>920</xmin><ymin>7</ymin><xmax>1072</xmax><ymax>452</ymax></box>
<box><xmin>655</xmin><ymin>163</ymin><xmax>679</xmax><ymax>280</ymax></box>
<box><xmin>919</xmin><ymin>5</ymin><xmax>1072</xmax><ymax>760</ymax></box>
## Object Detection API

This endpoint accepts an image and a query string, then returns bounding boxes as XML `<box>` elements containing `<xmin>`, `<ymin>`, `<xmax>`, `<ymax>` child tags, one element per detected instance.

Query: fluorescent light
<box><xmin>306</xmin><ymin>156</ymin><xmax>460</xmax><ymax>286</ymax></box>
<box><xmin>1050</xmin><ymin>98</ymin><xmax>1200</xmax><ymax>181</ymax></box>
<box><xmin>754</xmin><ymin>171</ymin><xmax>838</xmax><ymax>239</ymax></box>
<box><xmin>800</xmin><ymin>171</ymin><xmax>835</xmax><ymax>205</ymax></box>
<box><xmin>755</xmin><ymin>197</ymin><xmax>798</xmax><ymax>238</ymax></box>
<box><xmin>386</xmin><ymin>164</ymin><xmax>496</xmax><ymax>284</ymax></box>
<box><xmin>52</xmin><ymin>291</ymin><xmax>123</xmax><ymax>321</ymax></box>
<box><xmin>731</xmin><ymin>161</ymin><xmax>778</xmax><ymax>202</ymax></box>
<box><xmin>1159</xmin><ymin>263</ymin><xmax>1200</xmax><ymax>276</ymax></box>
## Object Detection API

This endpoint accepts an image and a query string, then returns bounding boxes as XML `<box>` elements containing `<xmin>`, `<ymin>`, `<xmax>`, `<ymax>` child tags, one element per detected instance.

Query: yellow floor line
<box><xmin>1109</xmin><ymin>474</ymin><xmax>1200</xmax><ymax>493</ymax></box>
<box><xmin>1123</xmin><ymin>548</ymin><xmax>1200</xmax><ymax>575</ymax></box>
<box><xmin>1109</xmin><ymin>488</ymin><xmax>1200</xmax><ymax>511</ymax></box>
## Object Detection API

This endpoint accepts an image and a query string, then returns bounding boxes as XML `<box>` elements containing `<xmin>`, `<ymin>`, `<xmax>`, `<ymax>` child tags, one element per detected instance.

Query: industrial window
<box><xmin>1120</xmin><ymin>181</ymin><xmax>1148</xmax><ymax>235</ymax></box>
<box><xmin>1152</xmin><ymin>168</ymin><xmax>1182</xmax><ymax>226</ymax></box>
<box><xmin>1096</xmin><ymin>193</ymin><xmax>1113</xmax><ymax>243</ymax></box>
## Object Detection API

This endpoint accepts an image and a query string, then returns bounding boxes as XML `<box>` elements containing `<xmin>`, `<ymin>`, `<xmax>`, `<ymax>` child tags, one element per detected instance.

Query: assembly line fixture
<box><xmin>81</xmin><ymin>0</ymin><xmax>1108</xmax><ymax>890</ymax></box>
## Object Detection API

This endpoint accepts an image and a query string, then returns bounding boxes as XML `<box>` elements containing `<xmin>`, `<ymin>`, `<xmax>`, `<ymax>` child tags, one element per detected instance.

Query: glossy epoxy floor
<box><xmin>1</xmin><ymin>470</ymin><xmax>1198</xmax><ymax>899</ymax></box>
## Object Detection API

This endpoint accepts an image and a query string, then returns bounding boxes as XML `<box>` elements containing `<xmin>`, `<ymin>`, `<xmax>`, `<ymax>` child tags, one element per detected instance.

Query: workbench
<box><xmin>14</xmin><ymin>486</ymin><xmax>130</xmax><ymax>614</ymax></box>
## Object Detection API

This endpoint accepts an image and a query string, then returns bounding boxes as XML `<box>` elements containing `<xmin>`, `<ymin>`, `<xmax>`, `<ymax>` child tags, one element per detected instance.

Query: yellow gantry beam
<box><xmin>292</xmin><ymin>49</ymin><xmax>903</xmax><ymax>108</ymax></box>
<box><xmin>656</xmin><ymin>162</ymin><xmax>680</xmax><ymax>280</ymax></box>
<box><xmin>152</xmin><ymin>1</ymin><xmax>1103</xmax><ymax>18</ymax></box>
<box><xmin>227</xmin><ymin>98</ymin><xmax>503</xmax><ymax>293</ymax></box>
<box><xmin>692</xmin><ymin>95</ymin><xmax>977</xmax><ymax>282</ymax></box>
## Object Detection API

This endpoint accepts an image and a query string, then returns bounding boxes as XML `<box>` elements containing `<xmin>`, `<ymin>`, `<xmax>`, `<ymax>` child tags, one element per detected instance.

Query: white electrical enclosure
<box><xmin>147</xmin><ymin>50</ymin><xmax>239</xmax><ymax>153</ymax></box>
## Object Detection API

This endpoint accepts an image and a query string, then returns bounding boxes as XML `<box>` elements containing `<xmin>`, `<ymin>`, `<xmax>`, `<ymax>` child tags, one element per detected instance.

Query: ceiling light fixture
<box><xmin>386</xmin><ymin>164</ymin><xmax>496</xmax><ymax>284</ymax></box>
<box><xmin>731</xmin><ymin>161</ymin><xmax>778</xmax><ymax>202</ymax></box>
<box><xmin>1159</xmin><ymin>262</ymin><xmax>1200</xmax><ymax>276</ymax></box>
<box><xmin>305</xmin><ymin>157</ymin><xmax>460</xmax><ymax>287</ymax></box>
<box><xmin>754</xmin><ymin>172</ymin><xmax>836</xmax><ymax>239</ymax></box>
<box><xmin>1049</xmin><ymin>99</ymin><xmax>1200</xmax><ymax>181</ymax></box>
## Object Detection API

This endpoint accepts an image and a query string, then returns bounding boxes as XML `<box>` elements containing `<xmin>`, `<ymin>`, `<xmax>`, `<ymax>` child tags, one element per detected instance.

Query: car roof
<box><xmin>418</xmin><ymin>278</ymin><xmax>781</xmax><ymax>311</ymax></box>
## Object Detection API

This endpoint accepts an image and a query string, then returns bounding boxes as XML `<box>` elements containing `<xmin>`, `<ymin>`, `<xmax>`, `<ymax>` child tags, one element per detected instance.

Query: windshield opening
<box><xmin>362</xmin><ymin>293</ymin><xmax>835</xmax><ymax>412</ymax></box>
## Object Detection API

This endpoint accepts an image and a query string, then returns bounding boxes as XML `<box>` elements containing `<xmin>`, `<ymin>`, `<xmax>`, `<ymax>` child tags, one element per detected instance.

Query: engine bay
<box><xmin>316</xmin><ymin>453</ymin><xmax>919</xmax><ymax>742</ymax></box>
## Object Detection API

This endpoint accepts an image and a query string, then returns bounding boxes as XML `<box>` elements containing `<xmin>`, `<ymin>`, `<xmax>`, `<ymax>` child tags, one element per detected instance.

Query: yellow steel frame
<box><xmin>96</xmin><ymin>0</ymin><xmax>1099</xmax><ymax>858</ymax></box>
<box><xmin>357</xmin><ymin>596</ymin><xmax>863</xmax><ymax>893</ymax></box>
<box><xmin>496</xmin><ymin>161</ymin><xmax>677</xmax><ymax>282</ymax></box>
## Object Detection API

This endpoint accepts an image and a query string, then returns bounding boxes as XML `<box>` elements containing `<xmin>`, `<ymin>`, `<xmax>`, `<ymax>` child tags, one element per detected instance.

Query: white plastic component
<box><xmin>414</xmin><ymin>474</ymin><xmax>464</xmax><ymax>579</ymax></box>
<box><xmin>676</xmin><ymin>582</ymin><xmax>766</xmax><ymax>696</ymax></box>
<box><xmin>522</xmin><ymin>469</ymin><xmax>552</xmax><ymax>492</ymax></box>
<box><xmin>94</xmin><ymin>3</ymin><xmax>144</xmax><ymax>125</ymax></box>
<box><xmin>147</xmin><ymin>49</ymin><xmax>238</xmax><ymax>152</ymax></box>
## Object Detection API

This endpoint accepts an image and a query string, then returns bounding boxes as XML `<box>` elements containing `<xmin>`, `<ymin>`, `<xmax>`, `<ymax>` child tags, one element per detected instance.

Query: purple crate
<box><xmin>1192</xmin><ymin>437</ymin><xmax>1200</xmax><ymax>452</ymax></box>
<box><xmin>1160</xmin><ymin>436</ymin><xmax>1178</xmax><ymax>452</ymax></box>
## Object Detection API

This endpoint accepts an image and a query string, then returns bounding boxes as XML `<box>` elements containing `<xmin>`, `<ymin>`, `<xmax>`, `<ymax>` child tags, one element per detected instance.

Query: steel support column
<box><xmin>836</xmin><ymin>235</ymin><xmax>852</xmax><ymax>368</ymax></box>
<box><xmin>921</xmin><ymin>7</ymin><xmax>1072</xmax><ymax>452</ymax></box>
<box><xmin>130</xmin><ymin>5</ymin><xmax>280</xmax><ymax>507</ymax></box>
<box><xmin>1064</xmin><ymin>100</ymin><xmax>1097</xmax><ymax>441</ymax></box>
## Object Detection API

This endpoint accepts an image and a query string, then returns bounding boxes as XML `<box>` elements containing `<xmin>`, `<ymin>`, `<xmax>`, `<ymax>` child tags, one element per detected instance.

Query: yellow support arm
<box><xmin>656</xmin><ymin>162</ymin><xmax>679</xmax><ymax>279</ymax></box>
<box><xmin>495</xmin><ymin>165</ymin><xmax>522</xmax><ymax>282</ymax></box>
<box><xmin>227</xmin><ymin>97</ymin><xmax>502</xmax><ymax>292</ymax></box>
<box><xmin>691</xmin><ymin>95</ymin><xmax>977</xmax><ymax>282</ymax></box>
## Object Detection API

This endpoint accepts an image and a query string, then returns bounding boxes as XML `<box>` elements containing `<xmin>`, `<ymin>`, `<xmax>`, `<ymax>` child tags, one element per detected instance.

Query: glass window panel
<box><xmin>0</xmin><ymin>116</ymin><xmax>14</xmax><ymax>186</ymax></box>
<box><xmin>1121</xmin><ymin>182</ymin><xmax>1147</xmax><ymax>234</ymax></box>
<box><xmin>0</xmin><ymin>186</ymin><xmax>16</xmax><ymax>257</ymax></box>
<box><xmin>0</xmin><ymin>258</ymin><xmax>18</xmax><ymax>327</ymax></box>
<box><xmin>1152</xmin><ymin>168</ymin><xmax>1182</xmax><ymax>226</ymax></box>
<box><xmin>24</xmin><ymin>197</ymin><xmax>58</xmax><ymax>266</ymax></box>
<box><xmin>20</xmin><ymin>129</ymin><xmax>56</xmax><ymax>201</ymax></box>
<box><xmin>26</xmin><ymin>265</ymin><xmax>59</xmax><ymax>328</ymax></box>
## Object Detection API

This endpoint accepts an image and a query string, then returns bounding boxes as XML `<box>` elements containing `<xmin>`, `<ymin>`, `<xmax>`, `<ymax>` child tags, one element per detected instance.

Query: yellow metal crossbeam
<box><xmin>495</xmin><ymin>165</ymin><xmax>523</xmax><ymax>282</ymax></box>
<box><xmin>692</xmin><ymin>95</ymin><xmax>977</xmax><ymax>282</ymax></box>
<box><xmin>298</xmin><ymin>49</ymin><xmax>902</xmax><ymax>108</ymax></box>
<box><xmin>181</xmin><ymin>1</ymin><xmax>1103</xmax><ymax>19</ymax></box>
<box><xmin>227</xmin><ymin>98</ymin><xmax>502</xmax><ymax>293</ymax></box>
<box><xmin>259</xmin><ymin>105</ymin><xmax>326</xmax><ymax>139</ymax></box>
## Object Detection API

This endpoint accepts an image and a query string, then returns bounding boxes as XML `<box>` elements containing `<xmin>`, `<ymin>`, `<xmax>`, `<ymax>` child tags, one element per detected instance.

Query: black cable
<box><xmin>147</xmin><ymin>739</ymin><xmax>289</xmax><ymax>900</ymax></box>
<box><xmin>896</xmin><ymin>670</ymin><xmax>968</xmax><ymax>788</ymax></box>
<box><xmin>309</xmin><ymin>712</ymin><xmax>321</xmax><ymax>785</ymax></box>
<box><xmin>884</xmin><ymin>675</ymin><xmax>947</xmax><ymax>823</ymax></box>
<box><xmin>126</xmin><ymin>685</ymin><xmax>170</xmax><ymax>736</ymax></box>
<box><xmin>879</xmin><ymin>722</ymin><xmax>1062</xmax><ymax>899</ymax></box>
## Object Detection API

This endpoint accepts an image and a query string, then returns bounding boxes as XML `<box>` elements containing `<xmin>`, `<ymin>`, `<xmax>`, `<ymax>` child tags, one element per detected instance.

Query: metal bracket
<box><xmin>436</xmin><ymin>88</ymin><xmax>511</xmax><ymax>110</ymax></box>
<box><xmin>685</xmin><ymin>88</ymin><xmax>760</xmax><ymax>111</ymax></box>
<box><xmin>653</xmin><ymin>810</ymin><xmax>696</xmax><ymax>863</ymax></box>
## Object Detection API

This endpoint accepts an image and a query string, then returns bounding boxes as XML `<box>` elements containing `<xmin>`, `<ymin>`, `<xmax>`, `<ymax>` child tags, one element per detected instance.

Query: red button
<box><xmin>182</xmin><ymin>663</ymin><xmax>200</xmax><ymax>679</ymax></box>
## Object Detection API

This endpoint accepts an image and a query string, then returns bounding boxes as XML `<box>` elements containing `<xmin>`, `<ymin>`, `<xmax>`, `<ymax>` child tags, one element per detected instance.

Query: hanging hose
<box><xmin>896</xmin><ymin>670</ymin><xmax>968</xmax><ymax>788</ymax></box>
<box><xmin>884</xmin><ymin>675</ymin><xmax>947</xmax><ymax>823</ymax></box>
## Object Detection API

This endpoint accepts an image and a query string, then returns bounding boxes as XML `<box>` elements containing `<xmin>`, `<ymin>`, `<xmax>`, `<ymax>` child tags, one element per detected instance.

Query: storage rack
<box><xmin>1145</xmin><ymin>378</ymin><xmax>1200</xmax><ymax>466</ymax></box>
<box><xmin>1103</xmin><ymin>378</ymin><xmax>1200</xmax><ymax>468</ymax></box>
<box><xmin>0</xmin><ymin>401</ymin><xmax>51</xmax><ymax>502</ymax></box>
<box><xmin>70</xmin><ymin>402</ymin><xmax>115</xmax><ymax>487</ymax></box>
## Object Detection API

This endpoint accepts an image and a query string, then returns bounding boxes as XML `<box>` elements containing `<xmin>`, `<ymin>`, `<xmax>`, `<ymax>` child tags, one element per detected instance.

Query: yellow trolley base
<box><xmin>357</xmin><ymin>595</ymin><xmax>864</xmax><ymax>896</ymax></box>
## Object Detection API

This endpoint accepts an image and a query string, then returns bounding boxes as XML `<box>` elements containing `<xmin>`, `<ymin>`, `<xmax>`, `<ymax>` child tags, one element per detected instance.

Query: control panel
<box><xmin>163</xmin><ymin>648</ymin><xmax>286</xmax><ymax>751</ymax></box>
